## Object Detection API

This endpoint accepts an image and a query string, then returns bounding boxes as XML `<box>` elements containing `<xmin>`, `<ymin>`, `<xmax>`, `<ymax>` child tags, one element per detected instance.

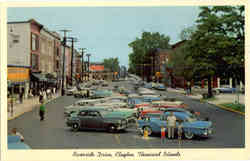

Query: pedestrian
<box><xmin>177</xmin><ymin>120</ymin><xmax>183</xmax><ymax>144</ymax></box>
<box><xmin>39</xmin><ymin>91</ymin><xmax>43</xmax><ymax>103</ymax></box>
<box><xmin>167</xmin><ymin>112</ymin><xmax>176</xmax><ymax>139</ymax></box>
<box><xmin>39</xmin><ymin>100</ymin><xmax>46</xmax><ymax>121</ymax></box>
<box><xmin>10</xmin><ymin>96</ymin><xmax>14</xmax><ymax>116</ymax></box>
<box><xmin>19</xmin><ymin>90</ymin><xmax>24</xmax><ymax>104</ymax></box>
<box><xmin>11</xmin><ymin>128</ymin><xmax>24</xmax><ymax>142</ymax></box>
<box><xmin>161</xmin><ymin>126</ymin><xmax>166</xmax><ymax>145</ymax></box>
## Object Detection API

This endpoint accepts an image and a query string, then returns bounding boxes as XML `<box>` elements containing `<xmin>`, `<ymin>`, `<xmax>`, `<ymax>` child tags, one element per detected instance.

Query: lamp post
<box><xmin>79</xmin><ymin>48</ymin><xmax>86</xmax><ymax>82</ymax></box>
<box><xmin>59</xmin><ymin>29</ymin><xmax>71</xmax><ymax>96</ymax></box>
<box><xmin>86</xmin><ymin>53</ymin><xmax>91</xmax><ymax>81</ymax></box>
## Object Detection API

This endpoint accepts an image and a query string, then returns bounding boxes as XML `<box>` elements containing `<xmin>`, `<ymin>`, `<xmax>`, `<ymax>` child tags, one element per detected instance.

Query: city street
<box><xmin>8</xmin><ymin>80</ymin><xmax>245</xmax><ymax>149</ymax></box>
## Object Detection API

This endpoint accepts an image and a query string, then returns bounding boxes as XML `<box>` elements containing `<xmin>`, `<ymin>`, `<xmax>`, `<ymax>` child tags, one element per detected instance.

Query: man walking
<box><xmin>167</xmin><ymin>112</ymin><xmax>176</xmax><ymax>139</ymax></box>
<box><xmin>39</xmin><ymin>101</ymin><xmax>46</xmax><ymax>121</ymax></box>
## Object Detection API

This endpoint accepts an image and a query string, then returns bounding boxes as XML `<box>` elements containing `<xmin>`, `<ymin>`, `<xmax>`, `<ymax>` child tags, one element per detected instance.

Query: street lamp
<box><xmin>86</xmin><ymin>53</ymin><xmax>91</xmax><ymax>81</ymax></box>
<box><xmin>59</xmin><ymin>29</ymin><xmax>71</xmax><ymax>96</ymax></box>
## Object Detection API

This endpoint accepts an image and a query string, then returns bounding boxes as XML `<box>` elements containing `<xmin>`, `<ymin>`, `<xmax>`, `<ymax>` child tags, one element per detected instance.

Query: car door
<box><xmin>77</xmin><ymin>110</ymin><xmax>89</xmax><ymax>128</ymax></box>
<box><xmin>85</xmin><ymin>111</ymin><xmax>103</xmax><ymax>129</ymax></box>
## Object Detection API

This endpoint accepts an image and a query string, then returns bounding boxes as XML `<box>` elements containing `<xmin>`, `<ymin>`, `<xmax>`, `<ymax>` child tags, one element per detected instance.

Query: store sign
<box><xmin>8</xmin><ymin>67</ymin><xmax>30</xmax><ymax>82</ymax></box>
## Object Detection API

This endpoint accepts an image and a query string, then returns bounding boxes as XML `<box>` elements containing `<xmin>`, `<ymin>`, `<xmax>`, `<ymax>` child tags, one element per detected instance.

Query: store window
<box><xmin>31</xmin><ymin>33</ymin><xmax>39</xmax><ymax>51</ymax></box>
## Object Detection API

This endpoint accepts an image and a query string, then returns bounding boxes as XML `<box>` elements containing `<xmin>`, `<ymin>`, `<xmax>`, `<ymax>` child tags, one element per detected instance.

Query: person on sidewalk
<box><xmin>39</xmin><ymin>101</ymin><xmax>46</xmax><ymax>121</ymax></box>
<box><xmin>167</xmin><ymin>112</ymin><xmax>176</xmax><ymax>139</ymax></box>
<box><xmin>11</xmin><ymin>128</ymin><xmax>24</xmax><ymax>142</ymax></box>
<box><xmin>177</xmin><ymin>120</ymin><xmax>183</xmax><ymax>145</ymax></box>
<box><xmin>161</xmin><ymin>126</ymin><xmax>166</xmax><ymax>145</ymax></box>
<box><xmin>19</xmin><ymin>90</ymin><xmax>24</xmax><ymax>104</ymax></box>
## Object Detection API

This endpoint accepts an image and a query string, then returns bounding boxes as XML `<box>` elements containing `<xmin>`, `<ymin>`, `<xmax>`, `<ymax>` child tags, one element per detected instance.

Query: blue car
<box><xmin>138</xmin><ymin>111</ymin><xmax>213</xmax><ymax>139</ymax></box>
<box><xmin>8</xmin><ymin>135</ymin><xmax>31</xmax><ymax>149</ymax></box>
<box><xmin>142</xmin><ymin>96</ymin><xmax>161</xmax><ymax>102</ymax></box>
<box><xmin>154</xmin><ymin>84</ymin><xmax>166</xmax><ymax>91</ymax></box>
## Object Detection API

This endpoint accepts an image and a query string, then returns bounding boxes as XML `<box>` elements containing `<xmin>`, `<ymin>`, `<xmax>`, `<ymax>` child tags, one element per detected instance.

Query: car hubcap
<box><xmin>185</xmin><ymin>132</ymin><xmax>194</xmax><ymax>139</ymax></box>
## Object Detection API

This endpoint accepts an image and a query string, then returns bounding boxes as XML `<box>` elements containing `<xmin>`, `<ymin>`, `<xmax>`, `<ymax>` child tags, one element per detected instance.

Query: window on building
<box><xmin>31</xmin><ymin>54</ymin><xmax>38</xmax><ymax>70</ymax></box>
<box><xmin>31</xmin><ymin>33</ymin><xmax>39</xmax><ymax>51</ymax></box>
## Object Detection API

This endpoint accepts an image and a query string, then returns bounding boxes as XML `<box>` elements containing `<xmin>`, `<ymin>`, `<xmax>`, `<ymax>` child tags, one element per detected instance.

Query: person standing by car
<box><xmin>39</xmin><ymin>101</ymin><xmax>46</xmax><ymax>121</ymax></box>
<box><xmin>161</xmin><ymin>126</ymin><xmax>166</xmax><ymax>145</ymax></box>
<box><xmin>167</xmin><ymin>112</ymin><xmax>176</xmax><ymax>139</ymax></box>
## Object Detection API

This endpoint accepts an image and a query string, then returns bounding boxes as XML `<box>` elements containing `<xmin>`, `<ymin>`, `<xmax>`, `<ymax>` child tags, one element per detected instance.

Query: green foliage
<box><xmin>183</xmin><ymin>6</ymin><xmax>244</xmax><ymax>97</ymax></box>
<box><xmin>128</xmin><ymin>31</ymin><xmax>171</xmax><ymax>75</ymax></box>
<box><xmin>169</xmin><ymin>42</ymin><xmax>194</xmax><ymax>81</ymax></box>
<box><xmin>103</xmin><ymin>57</ymin><xmax>120</xmax><ymax>72</ymax></box>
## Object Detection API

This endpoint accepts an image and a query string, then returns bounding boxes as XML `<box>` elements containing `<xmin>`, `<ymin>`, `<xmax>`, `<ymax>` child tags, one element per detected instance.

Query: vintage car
<box><xmin>151</xmin><ymin>101</ymin><xmax>187</xmax><ymax>108</ymax></box>
<box><xmin>8</xmin><ymin>135</ymin><xmax>31</xmax><ymax>149</ymax></box>
<box><xmin>90</xmin><ymin>89</ymin><xmax>113</xmax><ymax>99</ymax></box>
<box><xmin>102</xmin><ymin>81</ymin><xmax>109</xmax><ymax>87</ymax></box>
<box><xmin>153</xmin><ymin>84</ymin><xmax>166</xmax><ymax>91</ymax></box>
<box><xmin>140</xmin><ymin>109</ymin><xmax>164</xmax><ymax>118</ymax></box>
<box><xmin>137</xmin><ymin>111</ymin><xmax>213</xmax><ymax>139</ymax></box>
<box><xmin>65</xmin><ymin>87</ymin><xmax>77</xmax><ymax>95</ymax></box>
<box><xmin>142</xmin><ymin>95</ymin><xmax>162</xmax><ymax>102</ymax></box>
<box><xmin>213</xmin><ymin>85</ymin><xmax>237</xmax><ymax>94</ymax></box>
<box><xmin>66</xmin><ymin>108</ymin><xmax>130</xmax><ymax>132</ymax></box>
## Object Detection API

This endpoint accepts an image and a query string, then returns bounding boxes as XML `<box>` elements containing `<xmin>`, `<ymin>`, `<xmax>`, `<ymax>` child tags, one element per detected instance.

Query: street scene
<box><xmin>7</xmin><ymin>6</ymin><xmax>245</xmax><ymax>149</ymax></box>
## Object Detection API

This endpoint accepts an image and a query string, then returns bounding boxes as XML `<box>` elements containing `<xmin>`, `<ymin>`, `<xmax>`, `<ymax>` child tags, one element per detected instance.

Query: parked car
<box><xmin>151</xmin><ymin>101</ymin><xmax>187</xmax><ymax>108</ymax></box>
<box><xmin>154</xmin><ymin>84</ymin><xmax>166</xmax><ymax>91</ymax></box>
<box><xmin>137</xmin><ymin>111</ymin><xmax>213</xmax><ymax>139</ymax></box>
<box><xmin>90</xmin><ymin>89</ymin><xmax>113</xmax><ymax>99</ymax></box>
<box><xmin>8</xmin><ymin>135</ymin><xmax>31</xmax><ymax>149</ymax></box>
<box><xmin>66</xmin><ymin>108</ymin><xmax>130</xmax><ymax>132</ymax></box>
<box><xmin>65</xmin><ymin>87</ymin><xmax>77</xmax><ymax>95</ymax></box>
<box><xmin>213</xmin><ymin>86</ymin><xmax>237</xmax><ymax>94</ymax></box>
<box><xmin>142</xmin><ymin>95</ymin><xmax>162</xmax><ymax>102</ymax></box>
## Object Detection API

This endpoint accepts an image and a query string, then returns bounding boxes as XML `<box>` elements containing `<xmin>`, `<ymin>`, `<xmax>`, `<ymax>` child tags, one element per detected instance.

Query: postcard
<box><xmin>0</xmin><ymin>0</ymin><xmax>249</xmax><ymax>161</ymax></box>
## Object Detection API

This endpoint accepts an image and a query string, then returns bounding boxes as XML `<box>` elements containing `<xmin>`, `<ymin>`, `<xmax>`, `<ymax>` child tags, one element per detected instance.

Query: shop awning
<box><xmin>31</xmin><ymin>73</ymin><xmax>47</xmax><ymax>82</ymax></box>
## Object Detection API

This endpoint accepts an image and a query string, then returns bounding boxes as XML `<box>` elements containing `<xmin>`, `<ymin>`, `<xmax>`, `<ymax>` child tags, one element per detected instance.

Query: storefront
<box><xmin>7</xmin><ymin>67</ymin><xmax>30</xmax><ymax>99</ymax></box>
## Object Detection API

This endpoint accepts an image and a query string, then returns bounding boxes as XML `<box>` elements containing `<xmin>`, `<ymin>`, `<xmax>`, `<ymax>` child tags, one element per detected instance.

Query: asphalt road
<box><xmin>8</xmin><ymin>80</ymin><xmax>245</xmax><ymax>149</ymax></box>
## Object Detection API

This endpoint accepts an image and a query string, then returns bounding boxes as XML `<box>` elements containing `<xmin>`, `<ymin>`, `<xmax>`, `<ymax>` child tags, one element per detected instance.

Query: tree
<box><xmin>128</xmin><ymin>31</ymin><xmax>171</xmax><ymax>76</ymax></box>
<box><xmin>169</xmin><ymin>42</ymin><xmax>194</xmax><ymax>81</ymax></box>
<box><xmin>103</xmin><ymin>57</ymin><xmax>120</xmax><ymax>72</ymax></box>
<box><xmin>185</xmin><ymin>6</ymin><xmax>244</xmax><ymax>97</ymax></box>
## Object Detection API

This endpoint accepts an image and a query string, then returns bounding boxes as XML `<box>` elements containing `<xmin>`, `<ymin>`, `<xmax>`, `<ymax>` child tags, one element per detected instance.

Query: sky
<box><xmin>8</xmin><ymin>7</ymin><xmax>201</xmax><ymax>67</ymax></box>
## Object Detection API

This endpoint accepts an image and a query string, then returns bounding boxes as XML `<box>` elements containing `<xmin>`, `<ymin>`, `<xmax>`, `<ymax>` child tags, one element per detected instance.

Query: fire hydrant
<box><xmin>144</xmin><ymin>129</ymin><xmax>148</xmax><ymax>139</ymax></box>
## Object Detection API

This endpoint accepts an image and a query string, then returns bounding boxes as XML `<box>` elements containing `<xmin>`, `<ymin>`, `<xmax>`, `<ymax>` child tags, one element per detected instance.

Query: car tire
<box><xmin>108</xmin><ymin>124</ymin><xmax>117</xmax><ymax>133</ymax></box>
<box><xmin>184</xmin><ymin>131</ymin><xmax>194</xmax><ymax>139</ymax></box>
<box><xmin>72</xmin><ymin>123</ymin><xmax>80</xmax><ymax>131</ymax></box>
<box><xmin>143</xmin><ymin>126</ymin><xmax>152</xmax><ymax>136</ymax></box>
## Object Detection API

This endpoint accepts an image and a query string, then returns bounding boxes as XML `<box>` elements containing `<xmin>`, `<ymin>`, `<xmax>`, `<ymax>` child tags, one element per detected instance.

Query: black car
<box><xmin>66</xmin><ymin>109</ymin><xmax>128</xmax><ymax>132</ymax></box>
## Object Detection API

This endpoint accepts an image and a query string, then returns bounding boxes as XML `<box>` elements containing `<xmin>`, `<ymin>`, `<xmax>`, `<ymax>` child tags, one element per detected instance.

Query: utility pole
<box><xmin>79</xmin><ymin>48</ymin><xmax>86</xmax><ymax>82</ymax></box>
<box><xmin>67</xmin><ymin>37</ymin><xmax>78</xmax><ymax>86</ymax></box>
<box><xmin>59</xmin><ymin>29</ymin><xmax>71</xmax><ymax>96</ymax></box>
<box><xmin>86</xmin><ymin>53</ymin><xmax>91</xmax><ymax>81</ymax></box>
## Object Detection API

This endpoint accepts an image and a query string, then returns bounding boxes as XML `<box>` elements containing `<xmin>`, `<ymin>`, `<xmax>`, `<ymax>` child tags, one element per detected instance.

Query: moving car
<box><xmin>66</xmin><ymin>108</ymin><xmax>129</xmax><ymax>132</ymax></box>
<box><xmin>137</xmin><ymin>111</ymin><xmax>213</xmax><ymax>139</ymax></box>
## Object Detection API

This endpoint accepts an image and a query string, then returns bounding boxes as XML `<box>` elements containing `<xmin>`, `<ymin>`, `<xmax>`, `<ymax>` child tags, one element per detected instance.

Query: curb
<box><xmin>215</xmin><ymin>104</ymin><xmax>245</xmax><ymax>116</ymax></box>
<box><xmin>199</xmin><ymin>98</ymin><xmax>245</xmax><ymax>116</ymax></box>
<box><xmin>8</xmin><ymin>95</ymin><xmax>61</xmax><ymax>121</ymax></box>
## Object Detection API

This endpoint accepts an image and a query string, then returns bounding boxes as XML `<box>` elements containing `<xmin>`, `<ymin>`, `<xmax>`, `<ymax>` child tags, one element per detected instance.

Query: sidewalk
<box><xmin>167</xmin><ymin>87</ymin><xmax>245</xmax><ymax>105</ymax></box>
<box><xmin>8</xmin><ymin>93</ymin><xmax>61</xmax><ymax>121</ymax></box>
